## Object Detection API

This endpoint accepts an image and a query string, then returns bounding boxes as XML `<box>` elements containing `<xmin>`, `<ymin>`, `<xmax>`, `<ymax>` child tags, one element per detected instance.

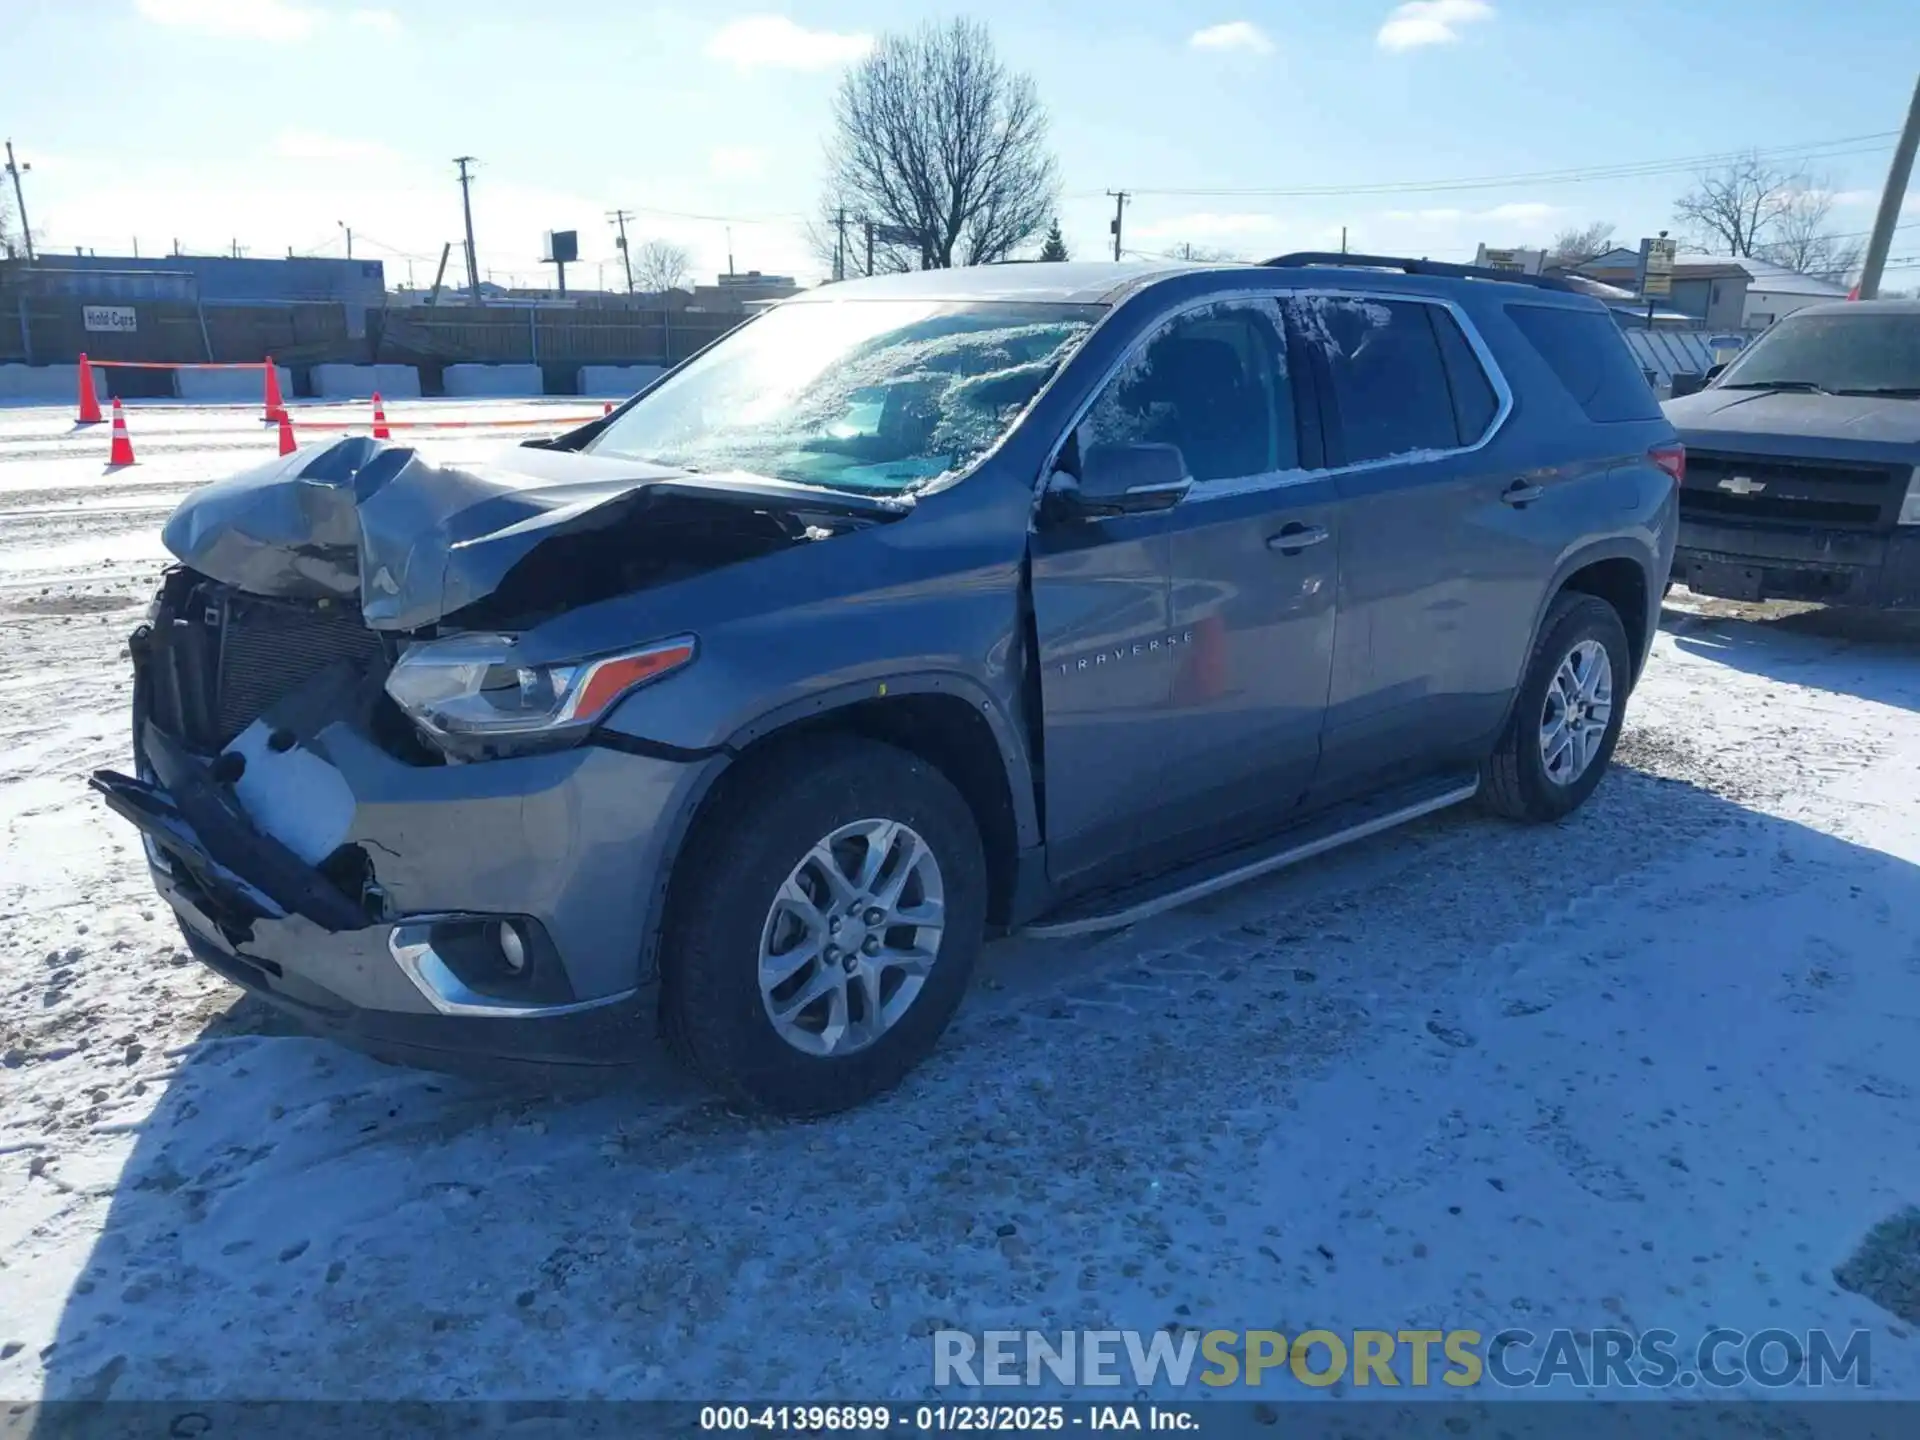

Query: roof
<box><xmin>786</xmin><ymin>261</ymin><xmax>1199</xmax><ymax>306</ymax></box>
<box><xmin>1694</xmin><ymin>254</ymin><xmax>1849</xmax><ymax>297</ymax></box>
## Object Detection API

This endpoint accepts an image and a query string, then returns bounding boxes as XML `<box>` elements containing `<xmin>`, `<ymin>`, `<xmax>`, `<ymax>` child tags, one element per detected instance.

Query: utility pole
<box><xmin>1859</xmin><ymin>72</ymin><xmax>1920</xmax><ymax>300</ymax></box>
<box><xmin>454</xmin><ymin>156</ymin><xmax>481</xmax><ymax>301</ymax></box>
<box><xmin>726</xmin><ymin>226</ymin><xmax>735</xmax><ymax>278</ymax></box>
<box><xmin>4</xmin><ymin>140</ymin><xmax>35</xmax><ymax>262</ymax></box>
<box><xmin>1107</xmin><ymin>190</ymin><xmax>1129</xmax><ymax>262</ymax></box>
<box><xmin>607</xmin><ymin>209</ymin><xmax>636</xmax><ymax>293</ymax></box>
<box><xmin>338</xmin><ymin>221</ymin><xmax>353</xmax><ymax>258</ymax></box>
<box><xmin>1341</xmin><ymin>226</ymin><xmax>1348</xmax><ymax>254</ymax></box>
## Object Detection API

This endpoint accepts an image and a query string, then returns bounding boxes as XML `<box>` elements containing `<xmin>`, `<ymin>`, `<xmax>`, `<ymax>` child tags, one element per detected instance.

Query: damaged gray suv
<box><xmin>94</xmin><ymin>255</ymin><xmax>1680</xmax><ymax>1115</ymax></box>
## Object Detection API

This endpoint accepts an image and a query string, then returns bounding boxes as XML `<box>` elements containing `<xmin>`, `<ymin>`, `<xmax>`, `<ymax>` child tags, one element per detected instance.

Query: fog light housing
<box><xmin>388</xmin><ymin>915</ymin><xmax>574</xmax><ymax>1013</ymax></box>
<box><xmin>497</xmin><ymin>920</ymin><xmax>528</xmax><ymax>975</ymax></box>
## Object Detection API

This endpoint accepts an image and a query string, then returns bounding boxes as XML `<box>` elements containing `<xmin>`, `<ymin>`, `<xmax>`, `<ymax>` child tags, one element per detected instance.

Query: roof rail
<box><xmin>1260</xmin><ymin>251</ymin><xmax>1577</xmax><ymax>294</ymax></box>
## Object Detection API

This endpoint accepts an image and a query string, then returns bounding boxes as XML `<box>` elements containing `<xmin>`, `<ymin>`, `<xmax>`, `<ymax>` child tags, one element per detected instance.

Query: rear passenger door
<box><xmin>1288</xmin><ymin>292</ymin><xmax>1521</xmax><ymax>798</ymax></box>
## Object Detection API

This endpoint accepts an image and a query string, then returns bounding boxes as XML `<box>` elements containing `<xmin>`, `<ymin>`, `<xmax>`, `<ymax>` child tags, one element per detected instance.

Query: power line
<box><xmin>1099</xmin><ymin>131</ymin><xmax>1899</xmax><ymax>200</ymax></box>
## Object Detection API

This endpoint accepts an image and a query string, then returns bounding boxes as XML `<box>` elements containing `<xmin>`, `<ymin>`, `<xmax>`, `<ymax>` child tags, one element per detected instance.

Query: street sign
<box><xmin>1638</xmin><ymin>236</ymin><xmax>1678</xmax><ymax>299</ymax></box>
<box><xmin>82</xmin><ymin>305</ymin><xmax>137</xmax><ymax>334</ymax></box>
<box><xmin>1474</xmin><ymin>245</ymin><xmax>1544</xmax><ymax>275</ymax></box>
<box><xmin>542</xmin><ymin>230</ymin><xmax>579</xmax><ymax>264</ymax></box>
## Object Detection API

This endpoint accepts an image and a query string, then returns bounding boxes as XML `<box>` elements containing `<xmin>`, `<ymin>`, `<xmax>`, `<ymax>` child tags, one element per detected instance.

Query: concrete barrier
<box><xmin>311</xmin><ymin>364</ymin><xmax>422</xmax><ymax>400</ymax></box>
<box><xmin>443</xmin><ymin>363</ymin><xmax>544</xmax><ymax>397</ymax></box>
<box><xmin>0</xmin><ymin>363</ymin><xmax>107</xmax><ymax>404</ymax></box>
<box><xmin>176</xmin><ymin>366</ymin><xmax>292</xmax><ymax>404</ymax></box>
<box><xmin>578</xmin><ymin>364</ymin><xmax>666</xmax><ymax>398</ymax></box>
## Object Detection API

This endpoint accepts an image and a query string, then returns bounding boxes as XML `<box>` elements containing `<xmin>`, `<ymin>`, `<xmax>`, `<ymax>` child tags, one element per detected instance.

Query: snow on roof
<box><xmin>1672</xmin><ymin>254</ymin><xmax>1849</xmax><ymax>295</ymax></box>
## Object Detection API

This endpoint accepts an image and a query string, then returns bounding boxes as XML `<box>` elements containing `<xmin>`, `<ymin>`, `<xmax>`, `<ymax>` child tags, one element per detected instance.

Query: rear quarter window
<box><xmin>1504</xmin><ymin>303</ymin><xmax>1661</xmax><ymax>423</ymax></box>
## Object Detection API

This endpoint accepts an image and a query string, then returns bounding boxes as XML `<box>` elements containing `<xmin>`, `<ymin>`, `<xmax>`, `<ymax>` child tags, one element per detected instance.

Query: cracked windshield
<box><xmin>588</xmin><ymin>300</ymin><xmax>1097</xmax><ymax>492</ymax></box>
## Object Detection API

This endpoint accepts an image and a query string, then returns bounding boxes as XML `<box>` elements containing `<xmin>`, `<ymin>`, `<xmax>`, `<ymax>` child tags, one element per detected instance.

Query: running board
<box><xmin>1023</xmin><ymin>776</ymin><xmax>1480</xmax><ymax>939</ymax></box>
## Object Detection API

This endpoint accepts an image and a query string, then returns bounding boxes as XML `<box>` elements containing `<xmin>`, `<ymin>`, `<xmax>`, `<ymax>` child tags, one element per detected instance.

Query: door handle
<box><xmin>1267</xmin><ymin>523</ymin><xmax>1330</xmax><ymax>555</ymax></box>
<box><xmin>1501</xmin><ymin>481</ymin><xmax>1545</xmax><ymax>508</ymax></box>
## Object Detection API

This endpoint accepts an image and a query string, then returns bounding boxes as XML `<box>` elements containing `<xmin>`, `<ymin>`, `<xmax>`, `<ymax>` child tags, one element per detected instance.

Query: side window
<box><xmin>1429</xmin><ymin>306</ymin><xmax>1500</xmax><ymax>443</ymax></box>
<box><xmin>1504</xmin><ymin>303</ymin><xmax>1664</xmax><ymax>422</ymax></box>
<box><xmin>1078</xmin><ymin>300</ymin><xmax>1298</xmax><ymax>484</ymax></box>
<box><xmin>1293</xmin><ymin>296</ymin><xmax>1460</xmax><ymax>464</ymax></box>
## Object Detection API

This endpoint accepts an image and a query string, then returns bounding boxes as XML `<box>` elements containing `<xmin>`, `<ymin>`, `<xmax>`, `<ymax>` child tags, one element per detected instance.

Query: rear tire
<box><xmin>661</xmin><ymin>736</ymin><xmax>986</xmax><ymax>1117</ymax></box>
<box><xmin>1481</xmin><ymin>591</ymin><xmax>1631</xmax><ymax>823</ymax></box>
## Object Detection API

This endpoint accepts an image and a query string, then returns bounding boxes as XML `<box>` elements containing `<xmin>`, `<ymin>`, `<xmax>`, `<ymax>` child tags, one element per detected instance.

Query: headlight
<box><xmin>1900</xmin><ymin>467</ymin><xmax>1920</xmax><ymax>526</ymax></box>
<box><xmin>384</xmin><ymin>631</ymin><xmax>696</xmax><ymax>743</ymax></box>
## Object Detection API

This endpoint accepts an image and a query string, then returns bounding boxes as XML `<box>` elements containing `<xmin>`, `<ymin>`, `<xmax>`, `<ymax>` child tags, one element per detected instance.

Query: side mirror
<box><xmin>1704</xmin><ymin>361</ymin><xmax>1728</xmax><ymax>383</ymax></box>
<box><xmin>1057</xmin><ymin>442</ymin><xmax>1192</xmax><ymax>518</ymax></box>
<box><xmin>1669</xmin><ymin>371</ymin><xmax>1706</xmax><ymax>399</ymax></box>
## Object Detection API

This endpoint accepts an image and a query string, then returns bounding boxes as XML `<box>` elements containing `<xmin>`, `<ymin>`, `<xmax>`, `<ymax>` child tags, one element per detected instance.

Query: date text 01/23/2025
<box><xmin>698</xmin><ymin>1403</ymin><xmax>1201</xmax><ymax>1432</ymax></box>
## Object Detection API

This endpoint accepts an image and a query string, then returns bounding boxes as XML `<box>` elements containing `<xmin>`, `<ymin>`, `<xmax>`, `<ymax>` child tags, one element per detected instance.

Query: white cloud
<box><xmin>134</xmin><ymin>0</ymin><xmax>319</xmax><ymax>42</ymax></box>
<box><xmin>1376</xmin><ymin>0</ymin><xmax>1495</xmax><ymax>51</ymax></box>
<box><xmin>705</xmin><ymin>15</ymin><xmax>873</xmax><ymax>71</ymax></box>
<box><xmin>1189</xmin><ymin>22</ymin><xmax>1275</xmax><ymax>56</ymax></box>
<box><xmin>348</xmin><ymin>8</ymin><xmax>400</xmax><ymax>33</ymax></box>
<box><xmin>708</xmin><ymin>146</ymin><xmax>771</xmax><ymax>180</ymax></box>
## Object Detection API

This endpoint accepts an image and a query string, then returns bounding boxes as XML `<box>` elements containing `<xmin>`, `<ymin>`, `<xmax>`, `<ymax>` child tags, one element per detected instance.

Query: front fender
<box><xmin>720</xmin><ymin>669</ymin><xmax>1041</xmax><ymax>850</ymax></box>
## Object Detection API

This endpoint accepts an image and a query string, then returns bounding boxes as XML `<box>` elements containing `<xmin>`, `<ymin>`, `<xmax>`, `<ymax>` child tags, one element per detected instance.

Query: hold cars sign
<box><xmin>82</xmin><ymin>305</ymin><xmax>137</xmax><ymax>334</ymax></box>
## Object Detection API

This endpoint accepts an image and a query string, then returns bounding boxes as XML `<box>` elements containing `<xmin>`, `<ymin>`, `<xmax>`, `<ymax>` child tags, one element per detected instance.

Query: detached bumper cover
<box><xmin>1674</xmin><ymin>522</ymin><xmax>1920</xmax><ymax>609</ymax></box>
<box><xmin>92</xmin><ymin>670</ymin><xmax>727</xmax><ymax>1065</ymax></box>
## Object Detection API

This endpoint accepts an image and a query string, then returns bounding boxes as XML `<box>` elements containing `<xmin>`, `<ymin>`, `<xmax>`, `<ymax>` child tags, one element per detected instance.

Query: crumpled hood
<box><xmin>161</xmin><ymin>436</ymin><xmax>905</xmax><ymax>631</ymax></box>
<box><xmin>1663</xmin><ymin>388</ymin><xmax>1920</xmax><ymax>460</ymax></box>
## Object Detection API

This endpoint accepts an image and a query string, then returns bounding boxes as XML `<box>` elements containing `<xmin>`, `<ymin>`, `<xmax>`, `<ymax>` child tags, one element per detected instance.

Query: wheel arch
<box><xmin>1536</xmin><ymin>541</ymin><xmax>1654</xmax><ymax>684</ymax></box>
<box><xmin>660</xmin><ymin>675</ymin><xmax>1039</xmax><ymax>944</ymax></box>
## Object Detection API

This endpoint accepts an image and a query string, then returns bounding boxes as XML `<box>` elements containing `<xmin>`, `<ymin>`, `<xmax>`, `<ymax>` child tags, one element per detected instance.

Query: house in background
<box><xmin>1563</xmin><ymin>248</ymin><xmax>1846</xmax><ymax>328</ymax></box>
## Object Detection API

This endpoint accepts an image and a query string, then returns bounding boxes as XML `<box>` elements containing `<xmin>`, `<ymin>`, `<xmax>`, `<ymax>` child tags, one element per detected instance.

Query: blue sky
<box><xmin>8</xmin><ymin>0</ymin><xmax>1919</xmax><ymax>287</ymax></box>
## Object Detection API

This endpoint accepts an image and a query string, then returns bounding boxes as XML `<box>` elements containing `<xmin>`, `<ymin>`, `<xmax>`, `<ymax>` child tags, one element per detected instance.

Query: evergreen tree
<box><xmin>1039</xmin><ymin>220</ymin><xmax>1069</xmax><ymax>262</ymax></box>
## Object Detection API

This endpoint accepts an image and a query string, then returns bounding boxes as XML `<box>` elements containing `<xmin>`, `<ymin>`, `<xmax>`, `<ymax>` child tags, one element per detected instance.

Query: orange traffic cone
<box><xmin>262</xmin><ymin>356</ymin><xmax>287</xmax><ymax>422</ymax></box>
<box><xmin>277</xmin><ymin>412</ymin><xmax>297</xmax><ymax>456</ymax></box>
<box><xmin>371</xmin><ymin>391</ymin><xmax>391</xmax><ymax>440</ymax></box>
<box><xmin>107</xmin><ymin>398</ymin><xmax>135</xmax><ymax>466</ymax></box>
<box><xmin>77</xmin><ymin>353</ymin><xmax>104</xmax><ymax>424</ymax></box>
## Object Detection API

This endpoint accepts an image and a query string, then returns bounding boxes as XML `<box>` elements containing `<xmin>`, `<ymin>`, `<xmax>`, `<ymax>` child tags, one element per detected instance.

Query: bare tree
<box><xmin>823</xmin><ymin>18</ymin><xmax>1059</xmax><ymax>270</ymax></box>
<box><xmin>631</xmin><ymin>239</ymin><xmax>692</xmax><ymax>293</ymax></box>
<box><xmin>1674</xmin><ymin>153</ymin><xmax>1808</xmax><ymax>257</ymax></box>
<box><xmin>0</xmin><ymin>183</ymin><xmax>19</xmax><ymax>260</ymax></box>
<box><xmin>1547</xmin><ymin>221</ymin><xmax>1616</xmax><ymax>267</ymax></box>
<box><xmin>1169</xmin><ymin>242</ymin><xmax>1241</xmax><ymax>262</ymax></box>
<box><xmin>1757</xmin><ymin>188</ymin><xmax>1864</xmax><ymax>281</ymax></box>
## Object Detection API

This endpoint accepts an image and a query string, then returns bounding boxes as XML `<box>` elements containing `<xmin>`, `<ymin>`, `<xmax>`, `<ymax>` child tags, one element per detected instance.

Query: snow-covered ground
<box><xmin>1</xmin><ymin>399</ymin><xmax>1917</xmax><ymax>1403</ymax></box>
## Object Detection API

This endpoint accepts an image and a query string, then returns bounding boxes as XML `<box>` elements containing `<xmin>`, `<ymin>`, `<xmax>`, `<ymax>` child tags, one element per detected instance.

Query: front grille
<box><xmin>1681</xmin><ymin>452</ymin><xmax>1905</xmax><ymax>532</ymax></box>
<box><xmin>1679</xmin><ymin>489</ymin><xmax>1883</xmax><ymax>526</ymax></box>
<box><xmin>214</xmin><ymin>593</ymin><xmax>385</xmax><ymax>743</ymax></box>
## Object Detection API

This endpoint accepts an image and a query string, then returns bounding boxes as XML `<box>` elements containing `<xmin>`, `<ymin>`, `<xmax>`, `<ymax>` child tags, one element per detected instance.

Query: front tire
<box><xmin>1481</xmin><ymin>591</ymin><xmax>1631</xmax><ymax>823</ymax></box>
<box><xmin>661</xmin><ymin>737</ymin><xmax>986</xmax><ymax>1117</ymax></box>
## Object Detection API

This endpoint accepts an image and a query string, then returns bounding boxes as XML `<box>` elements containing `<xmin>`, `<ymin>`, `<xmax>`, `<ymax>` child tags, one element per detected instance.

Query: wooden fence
<box><xmin>2</xmin><ymin>290</ymin><xmax>745</xmax><ymax>373</ymax></box>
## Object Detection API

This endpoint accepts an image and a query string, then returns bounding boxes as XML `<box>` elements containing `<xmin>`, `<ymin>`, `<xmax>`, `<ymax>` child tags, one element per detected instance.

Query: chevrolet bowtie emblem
<box><xmin>1717</xmin><ymin>475</ymin><xmax>1766</xmax><ymax>496</ymax></box>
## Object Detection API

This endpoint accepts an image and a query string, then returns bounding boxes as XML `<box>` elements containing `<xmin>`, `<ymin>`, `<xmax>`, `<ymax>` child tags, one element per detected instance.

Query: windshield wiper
<box><xmin>1830</xmin><ymin>386</ymin><xmax>1920</xmax><ymax>398</ymax></box>
<box><xmin>1718</xmin><ymin>379</ymin><xmax>1834</xmax><ymax>395</ymax></box>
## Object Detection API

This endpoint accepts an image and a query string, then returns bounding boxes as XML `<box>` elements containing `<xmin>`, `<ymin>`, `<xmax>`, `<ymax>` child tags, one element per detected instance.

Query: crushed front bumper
<box><xmin>1674</xmin><ymin>521</ymin><xmax>1920</xmax><ymax>610</ymax></box>
<box><xmin>93</xmin><ymin>647</ymin><xmax>726</xmax><ymax>1069</ymax></box>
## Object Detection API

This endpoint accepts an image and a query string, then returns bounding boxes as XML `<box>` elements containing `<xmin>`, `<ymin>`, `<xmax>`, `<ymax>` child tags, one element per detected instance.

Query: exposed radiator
<box><xmin>213</xmin><ymin>592</ymin><xmax>385</xmax><ymax>745</ymax></box>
